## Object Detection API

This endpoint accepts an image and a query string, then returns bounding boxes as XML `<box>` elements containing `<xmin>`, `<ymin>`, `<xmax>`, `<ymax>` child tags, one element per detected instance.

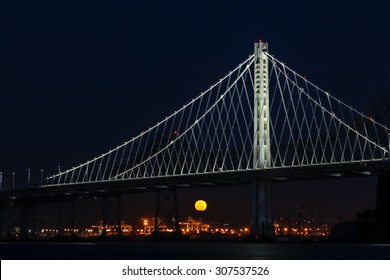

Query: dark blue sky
<box><xmin>1</xmin><ymin>0</ymin><xmax>389</xmax><ymax>224</ymax></box>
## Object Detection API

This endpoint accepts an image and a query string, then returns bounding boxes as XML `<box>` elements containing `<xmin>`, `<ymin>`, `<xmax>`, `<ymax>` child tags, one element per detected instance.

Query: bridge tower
<box><xmin>251</xmin><ymin>41</ymin><xmax>272</xmax><ymax>237</ymax></box>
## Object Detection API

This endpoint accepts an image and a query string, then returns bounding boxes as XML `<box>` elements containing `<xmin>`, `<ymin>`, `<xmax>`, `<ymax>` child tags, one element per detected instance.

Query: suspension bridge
<box><xmin>1</xmin><ymin>41</ymin><xmax>390</xmax><ymax>238</ymax></box>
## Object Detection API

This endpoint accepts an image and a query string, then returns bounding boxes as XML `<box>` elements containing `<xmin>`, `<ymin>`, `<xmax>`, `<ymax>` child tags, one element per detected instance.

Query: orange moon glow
<box><xmin>195</xmin><ymin>200</ymin><xmax>207</xmax><ymax>211</ymax></box>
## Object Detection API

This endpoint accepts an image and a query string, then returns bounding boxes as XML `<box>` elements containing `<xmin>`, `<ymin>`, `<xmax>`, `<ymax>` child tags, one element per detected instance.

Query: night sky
<box><xmin>1</xmin><ymin>0</ymin><xmax>390</xmax><ymax>226</ymax></box>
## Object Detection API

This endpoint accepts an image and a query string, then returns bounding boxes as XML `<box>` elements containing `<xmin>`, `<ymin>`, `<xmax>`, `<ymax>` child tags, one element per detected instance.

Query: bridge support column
<box><xmin>18</xmin><ymin>202</ymin><xmax>29</xmax><ymax>240</ymax></box>
<box><xmin>16</xmin><ymin>201</ymin><xmax>37</xmax><ymax>240</ymax></box>
<box><xmin>0</xmin><ymin>199</ymin><xmax>4</xmax><ymax>238</ymax></box>
<box><xmin>31</xmin><ymin>204</ymin><xmax>36</xmax><ymax>239</ymax></box>
<box><xmin>153</xmin><ymin>188</ymin><xmax>180</xmax><ymax>234</ymax></box>
<box><xmin>251</xmin><ymin>180</ymin><xmax>272</xmax><ymax>238</ymax></box>
<box><xmin>71</xmin><ymin>199</ymin><xmax>75</xmax><ymax>236</ymax></box>
<box><xmin>56</xmin><ymin>200</ymin><xmax>77</xmax><ymax>237</ymax></box>
<box><xmin>57</xmin><ymin>202</ymin><xmax>62</xmax><ymax>237</ymax></box>
<box><xmin>3</xmin><ymin>199</ymin><xmax>13</xmax><ymax>238</ymax></box>
<box><xmin>376</xmin><ymin>176</ymin><xmax>390</xmax><ymax>226</ymax></box>
<box><xmin>102</xmin><ymin>195</ymin><xmax>122</xmax><ymax>237</ymax></box>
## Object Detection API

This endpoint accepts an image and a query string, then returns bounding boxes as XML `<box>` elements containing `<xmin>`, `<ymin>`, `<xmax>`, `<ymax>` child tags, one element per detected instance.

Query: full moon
<box><xmin>195</xmin><ymin>200</ymin><xmax>207</xmax><ymax>211</ymax></box>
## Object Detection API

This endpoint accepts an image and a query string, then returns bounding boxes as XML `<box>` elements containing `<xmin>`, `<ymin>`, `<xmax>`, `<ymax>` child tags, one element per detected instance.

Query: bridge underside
<box><xmin>1</xmin><ymin>160</ymin><xmax>389</xmax><ymax>204</ymax></box>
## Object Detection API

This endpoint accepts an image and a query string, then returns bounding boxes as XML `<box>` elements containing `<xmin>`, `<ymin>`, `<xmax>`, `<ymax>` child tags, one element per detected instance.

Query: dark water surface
<box><xmin>1</xmin><ymin>242</ymin><xmax>390</xmax><ymax>260</ymax></box>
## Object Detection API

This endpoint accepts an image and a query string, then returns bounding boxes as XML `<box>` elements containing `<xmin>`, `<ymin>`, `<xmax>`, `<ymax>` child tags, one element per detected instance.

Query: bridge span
<box><xmin>1</xmin><ymin>41</ymin><xmax>390</xmax><ymax>238</ymax></box>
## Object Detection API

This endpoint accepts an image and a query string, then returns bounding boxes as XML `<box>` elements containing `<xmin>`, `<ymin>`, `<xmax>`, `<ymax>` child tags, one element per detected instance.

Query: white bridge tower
<box><xmin>251</xmin><ymin>41</ymin><xmax>272</xmax><ymax>237</ymax></box>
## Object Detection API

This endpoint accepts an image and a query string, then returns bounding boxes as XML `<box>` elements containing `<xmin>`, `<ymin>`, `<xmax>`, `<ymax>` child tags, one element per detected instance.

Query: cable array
<box><xmin>45</xmin><ymin>55</ymin><xmax>256</xmax><ymax>186</ymax></box>
<box><xmin>266</xmin><ymin>53</ymin><xmax>388</xmax><ymax>167</ymax></box>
